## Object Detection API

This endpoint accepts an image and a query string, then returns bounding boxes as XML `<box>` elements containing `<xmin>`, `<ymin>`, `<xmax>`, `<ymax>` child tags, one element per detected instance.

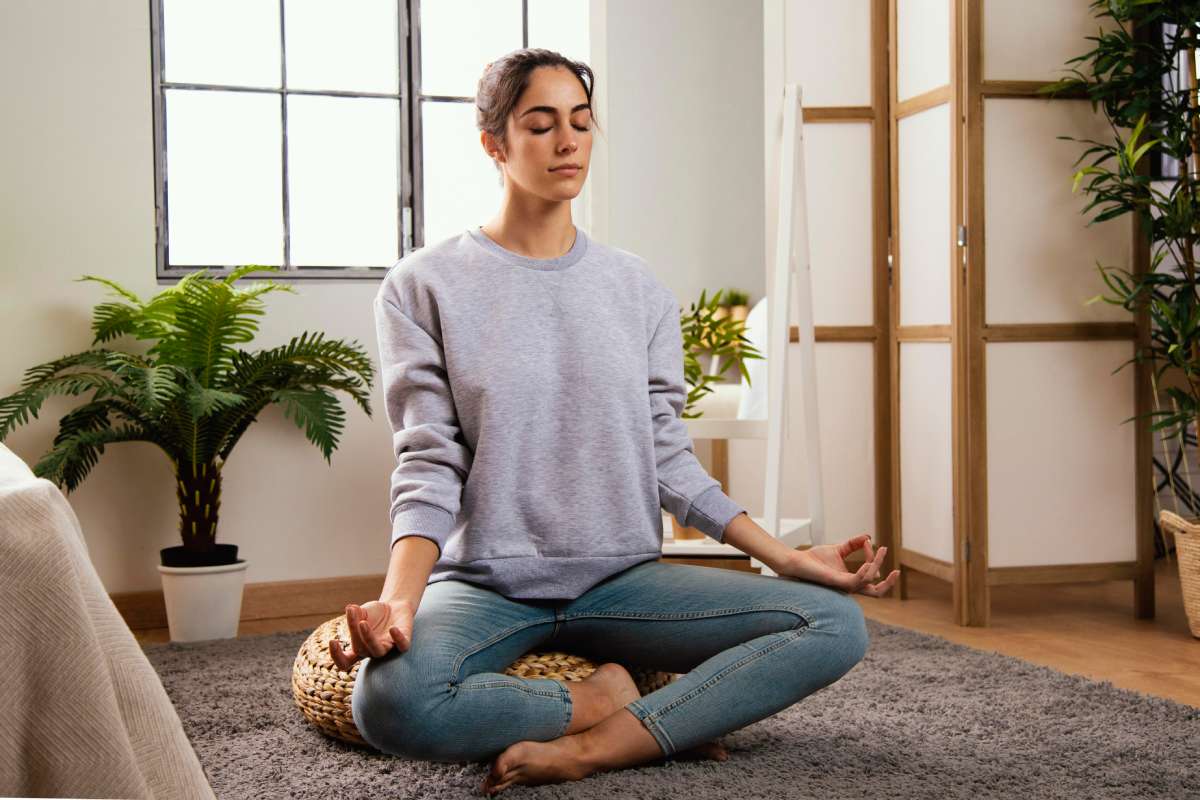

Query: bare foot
<box><xmin>564</xmin><ymin>663</ymin><xmax>640</xmax><ymax>734</ymax></box>
<box><xmin>481</xmin><ymin>734</ymin><xmax>592</xmax><ymax>795</ymax></box>
<box><xmin>674</xmin><ymin>739</ymin><xmax>728</xmax><ymax>762</ymax></box>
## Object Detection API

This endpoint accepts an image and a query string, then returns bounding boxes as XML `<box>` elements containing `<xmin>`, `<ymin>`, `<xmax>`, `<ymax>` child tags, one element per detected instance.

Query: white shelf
<box><xmin>661</xmin><ymin>513</ymin><xmax>812</xmax><ymax>557</ymax></box>
<box><xmin>684</xmin><ymin>417</ymin><xmax>768</xmax><ymax>440</ymax></box>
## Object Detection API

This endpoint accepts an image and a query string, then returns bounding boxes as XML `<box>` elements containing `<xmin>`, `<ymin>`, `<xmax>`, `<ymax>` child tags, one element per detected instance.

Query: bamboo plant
<box><xmin>1041</xmin><ymin>0</ymin><xmax>1200</xmax><ymax>453</ymax></box>
<box><xmin>0</xmin><ymin>266</ymin><xmax>374</xmax><ymax>559</ymax></box>
<box><xmin>679</xmin><ymin>288</ymin><xmax>763</xmax><ymax>419</ymax></box>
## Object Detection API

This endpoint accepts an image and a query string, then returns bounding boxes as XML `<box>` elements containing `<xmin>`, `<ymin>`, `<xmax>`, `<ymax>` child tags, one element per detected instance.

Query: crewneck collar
<box><xmin>466</xmin><ymin>224</ymin><xmax>589</xmax><ymax>271</ymax></box>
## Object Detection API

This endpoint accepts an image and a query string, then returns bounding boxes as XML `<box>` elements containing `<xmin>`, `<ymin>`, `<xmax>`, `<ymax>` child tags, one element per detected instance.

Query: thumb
<box><xmin>389</xmin><ymin>625</ymin><xmax>411</xmax><ymax>652</ymax></box>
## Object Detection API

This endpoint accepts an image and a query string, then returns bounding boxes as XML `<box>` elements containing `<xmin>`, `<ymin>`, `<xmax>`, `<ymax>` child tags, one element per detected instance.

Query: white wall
<box><xmin>602</xmin><ymin>0</ymin><xmax>765</xmax><ymax>309</ymax></box>
<box><xmin>0</xmin><ymin>0</ymin><xmax>768</xmax><ymax>594</ymax></box>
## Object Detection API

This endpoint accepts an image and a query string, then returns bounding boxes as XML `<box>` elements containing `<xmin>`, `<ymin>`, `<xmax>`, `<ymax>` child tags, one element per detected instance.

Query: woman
<box><xmin>332</xmin><ymin>48</ymin><xmax>899</xmax><ymax>796</ymax></box>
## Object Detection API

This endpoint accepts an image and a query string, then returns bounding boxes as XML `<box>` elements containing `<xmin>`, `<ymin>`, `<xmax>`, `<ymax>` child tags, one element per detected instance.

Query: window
<box><xmin>150</xmin><ymin>0</ymin><xmax>589</xmax><ymax>281</ymax></box>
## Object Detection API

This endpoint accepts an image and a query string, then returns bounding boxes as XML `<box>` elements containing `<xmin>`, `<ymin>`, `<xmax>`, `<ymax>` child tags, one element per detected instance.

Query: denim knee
<box><xmin>351</xmin><ymin>654</ymin><xmax>463</xmax><ymax>762</ymax></box>
<box><xmin>825</xmin><ymin>590</ymin><xmax>870</xmax><ymax>673</ymax></box>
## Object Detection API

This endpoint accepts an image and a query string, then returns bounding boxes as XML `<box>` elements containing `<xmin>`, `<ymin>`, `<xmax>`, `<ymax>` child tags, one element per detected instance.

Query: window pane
<box><xmin>165</xmin><ymin>89</ymin><xmax>283</xmax><ymax>266</ymax></box>
<box><xmin>421</xmin><ymin>100</ymin><xmax>502</xmax><ymax>246</ymax></box>
<box><xmin>284</xmin><ymin>0</ymin><xmax>399</xmax><ymax>94</ymax></box>
<box><xmin>419</xmin><ymin>0</ymin><xmax>522</xmax><ymax>97</ymax></box>
<box><xmin>287</xmin><ymin>95</ymin><xmax>399</xmax><ymax>267</ymax></box>
<box><xmin>528</xmin><ymin>0</ymin><xmax>589</xmax><ymax>66</ymax></box>
<box><xmin>163</xmin><ymin>0</ymin><xmax>280</xmax><ymax>88</ymax></box>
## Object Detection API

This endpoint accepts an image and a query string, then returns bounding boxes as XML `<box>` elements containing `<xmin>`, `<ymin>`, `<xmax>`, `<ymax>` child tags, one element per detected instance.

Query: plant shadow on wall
<box><xmin>0</xmin><ymin>265</ymin><xmax>375</xmax><ymax>569</ymax></box>
<box><xmin>1040</xmin><ymin>0</ymin><xmax>1200</xmax><ymax>634</ymax></box>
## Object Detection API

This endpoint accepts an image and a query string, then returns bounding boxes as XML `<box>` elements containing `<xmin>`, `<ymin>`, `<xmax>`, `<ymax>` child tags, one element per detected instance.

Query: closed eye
<box><xmin>532</xmin><ymin>125</ymin><xmax>591</xmax><ymax>134</ymax></box>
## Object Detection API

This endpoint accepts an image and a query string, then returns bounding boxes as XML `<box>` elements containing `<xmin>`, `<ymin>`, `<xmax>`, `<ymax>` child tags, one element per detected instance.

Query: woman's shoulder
<box><xmin>585</xmin><ymin>237</ymin><xmax>673</xmax><ymax>307</ymax></box>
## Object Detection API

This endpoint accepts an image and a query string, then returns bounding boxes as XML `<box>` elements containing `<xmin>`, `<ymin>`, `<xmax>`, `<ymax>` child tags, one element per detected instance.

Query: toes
<box><xmin>675</xmin><ymin>739</ymin><xmax>728</xmax><ymax>762</ymax></box>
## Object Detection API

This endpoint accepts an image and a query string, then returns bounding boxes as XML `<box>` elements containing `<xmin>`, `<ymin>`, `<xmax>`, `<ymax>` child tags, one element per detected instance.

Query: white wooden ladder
<box><xmin>662</xmin><ymin>83</ymin><xmax>825</xmax><ymax>576</ymax></box>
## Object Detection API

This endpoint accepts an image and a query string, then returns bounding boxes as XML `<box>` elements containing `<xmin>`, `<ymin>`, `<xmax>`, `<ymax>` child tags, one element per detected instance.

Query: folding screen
<box><xmin>886</xmin><ymin>0</ymin><xmax>1152</xmax><ymax>624</ymax></box>
<box><xmin>765</xmin><ymin>0</ymin><xmax>1151</xmax><ymax>626</ymax></box>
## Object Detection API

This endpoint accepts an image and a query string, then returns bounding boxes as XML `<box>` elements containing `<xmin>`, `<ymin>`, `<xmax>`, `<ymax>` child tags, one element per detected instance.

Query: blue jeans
<box><xmin>350</xmin><ymin>558</ymin><xmax>869</xmax><ymax>763</ymax></box>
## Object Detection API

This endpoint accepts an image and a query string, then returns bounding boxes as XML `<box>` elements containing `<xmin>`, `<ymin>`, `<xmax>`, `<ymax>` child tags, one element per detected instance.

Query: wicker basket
<box><xmin>1157</xmin><ymin>510</ymin><xmax>1200</xmax><ymax>639</ymax></box>
<box><xmin>292</xmin><ymin>615</ymin><xmax>680</xmax><ymax>748</ymax></box>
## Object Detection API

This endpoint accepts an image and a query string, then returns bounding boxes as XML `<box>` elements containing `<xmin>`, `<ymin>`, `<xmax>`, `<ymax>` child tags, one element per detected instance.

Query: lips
<box><xmin>551</xmin><ymin>165</ymin><xmax>581</xmax><ymax>176</ymax></box>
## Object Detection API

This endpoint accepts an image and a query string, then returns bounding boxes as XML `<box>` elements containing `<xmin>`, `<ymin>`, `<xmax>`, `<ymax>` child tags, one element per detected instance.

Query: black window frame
<box><xmin>149</xmin><ymin>0</ymin><xmax>529</xmax><ymax>282</ymax></box>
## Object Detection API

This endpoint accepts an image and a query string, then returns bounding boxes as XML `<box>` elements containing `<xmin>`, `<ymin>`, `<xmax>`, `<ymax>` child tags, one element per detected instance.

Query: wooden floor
<box><xmin>133</xmin><ymin>555</ymin><xmax>1199</xmax><ymax>709</ymax></box>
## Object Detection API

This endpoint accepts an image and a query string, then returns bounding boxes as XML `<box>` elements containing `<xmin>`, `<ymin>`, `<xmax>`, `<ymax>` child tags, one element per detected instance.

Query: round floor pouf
<box><xmin>292</xmin><ymin>615</ymin><xmax>680</xmax><ymax>748</ymax></box>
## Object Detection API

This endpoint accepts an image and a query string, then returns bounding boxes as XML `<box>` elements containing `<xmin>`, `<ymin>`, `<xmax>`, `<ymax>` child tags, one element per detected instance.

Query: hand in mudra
<box><xmin>329</xmin><ymin>599</ymin><xmax>415</xmax><ymax>672</ymax></box>
<box><xmin>776</xmin><ymin>534</ymin><xmax>900</xmax><ymax>597</ymax></box>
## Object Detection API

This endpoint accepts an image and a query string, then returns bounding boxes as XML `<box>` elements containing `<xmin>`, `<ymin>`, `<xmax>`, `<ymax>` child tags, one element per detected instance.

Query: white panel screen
<box><xmin>899</xmin><ymin>341</ymin><xmax>955</xmax><ymax>562</ymax></box>
<box><xmin>987</xmin><ymin>341</ymin><xmax>1137</xmax><ymax>566</ymax></box>
<box><xmin>804</xmin><ymin>123</ymin><xmax>874</xmax><ymax>326</ymax></box>
<box><xmin>985</xmin><ymin>98</ymin><xmax>1134</xmax><ymax>324</ymax></box>
<box><xmin>897</xmin><ymin>0</ymin><xmax>950</xmax><ymax>102</ymax></box>
<box><xmin>898</xmin><ymin>103</ymin><xmax>952</xmax><ymax>326</ymax></box>
<box><xmin>983</xmin><ymin>0</ymin><xmax>1120</xmax><ymax>82</ymax></box>
<box><xmin>784</xmin><ymin>0</ymin><xmax>872</xmax><ymax>107</ymax></box>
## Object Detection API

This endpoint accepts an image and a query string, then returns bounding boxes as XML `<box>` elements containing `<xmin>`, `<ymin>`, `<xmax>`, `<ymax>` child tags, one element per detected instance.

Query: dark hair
<box><xmin>475</xmin><ymin>48</ymin><xmax>601</xmax><ymax>181</ymax></box>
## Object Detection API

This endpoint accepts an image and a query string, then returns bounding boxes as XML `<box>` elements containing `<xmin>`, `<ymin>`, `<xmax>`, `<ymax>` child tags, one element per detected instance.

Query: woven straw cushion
<box><xmin>292</xmin><ymin>615</ymin><xmax>680</xmax><ymax>748</ymax></box>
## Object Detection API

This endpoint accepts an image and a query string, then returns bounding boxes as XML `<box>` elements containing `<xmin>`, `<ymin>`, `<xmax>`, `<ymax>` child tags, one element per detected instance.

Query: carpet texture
<box><xmin>142</xmin><ymin>618</ymin><xmax>1200</xmax><ymax>799</ymax></box>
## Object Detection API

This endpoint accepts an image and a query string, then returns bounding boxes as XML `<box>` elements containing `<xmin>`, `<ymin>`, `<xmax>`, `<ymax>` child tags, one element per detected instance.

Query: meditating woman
<box><xmin>331</xmin><ymin>48</ymin><xmax>900</xmax><ymax>796</ymax></box>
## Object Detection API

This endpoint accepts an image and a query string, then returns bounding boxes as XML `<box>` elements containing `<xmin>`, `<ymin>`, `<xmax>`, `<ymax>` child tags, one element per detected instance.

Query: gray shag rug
<box><xmin>142</xmin><ymin>618</ymin><xmax>1200</xmax><ymax>799</ymax></box>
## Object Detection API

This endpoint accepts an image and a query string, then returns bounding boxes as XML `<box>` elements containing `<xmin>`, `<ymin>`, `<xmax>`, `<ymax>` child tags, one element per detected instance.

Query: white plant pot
<box><xmin>157</xmin><ymin>560</ymin><xmax>248</xmax><ymax>643</ymax></box>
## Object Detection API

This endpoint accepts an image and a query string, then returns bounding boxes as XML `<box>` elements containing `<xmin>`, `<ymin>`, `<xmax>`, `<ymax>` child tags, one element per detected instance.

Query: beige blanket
<box><xmin>0</xmin><ymin>444</ymin><xmax>215</xmax><ymax>799</ymax></box>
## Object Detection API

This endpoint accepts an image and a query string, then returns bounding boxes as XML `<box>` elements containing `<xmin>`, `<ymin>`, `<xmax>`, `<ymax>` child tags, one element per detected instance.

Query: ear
<box><xmin>480</xmin><ymin>130</ymin><xmax>506</xmax><ymax>164</ymax></box>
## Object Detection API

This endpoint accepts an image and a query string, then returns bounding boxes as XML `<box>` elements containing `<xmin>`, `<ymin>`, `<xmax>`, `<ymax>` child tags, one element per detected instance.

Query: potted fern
<box><xmin>0</xmin><ymin>266</ymin><xmax>374</xmax><ymax>642</ymax></box>
<box><xmin>672</xmin><ymin>288</ymin><xmax>763</xmax><ymax>539</ymax></box>
<box><xmin>1040</xmin><ymin>1</ymin><xmax>1200</xmax><ymax>635</ymax></box>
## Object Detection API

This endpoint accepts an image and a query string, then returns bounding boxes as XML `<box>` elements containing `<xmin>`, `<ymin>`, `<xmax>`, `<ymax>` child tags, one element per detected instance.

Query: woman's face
<box><xmin>485</xmin><ymin>65</ymin><xmax>593</xmax><ymax>201</ymax></box>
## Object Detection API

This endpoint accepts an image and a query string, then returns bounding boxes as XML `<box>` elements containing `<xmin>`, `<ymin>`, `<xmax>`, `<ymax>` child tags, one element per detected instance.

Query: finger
<box><xmin>345</xmin><ymin>605</ymin><xmax>366</xmax><ymax>657</ymax></box>
<box><xmin>359</xmin><ymin>618</ymin><xmax>384</xmax><ymax>657</ymax></box>
<box><xmin>329</xmin><ymin>638</ymin><xmax>344</xmax><ymax>670</ymax></box>
<box><xmin>862</xmin><ymin>537</ymin><xmax>875</xmax><ymax>565</ymax></box>
<box><xmin>851</xmin><ymin>559</ymin><xmax>872</xmax><ymax>592</ymax></box>
<box><xmin>868</xmin><ymin>545</ymin><xmax>886</xmax><ymax>582</ymax></box>
<box><xmin>862</xmin><ymin>570</ymin><xmax>900</xmax><ymax>597</ymax></box>
<box><xmin>840</xmin><ymin>533</ymin><xmax>870</xmax><ymax>559</ymax></box>
<box><xmin>390</xmin><ymin>626</ymin><xmax>410</xmax><ymax>652</ymax></box>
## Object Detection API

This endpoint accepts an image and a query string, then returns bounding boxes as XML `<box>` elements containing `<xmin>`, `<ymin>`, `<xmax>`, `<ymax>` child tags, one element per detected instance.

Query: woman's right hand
<box><xmin>329</xmin><ymin>599</ymin><xmax>415</xmax><ymax>672</ymax></box>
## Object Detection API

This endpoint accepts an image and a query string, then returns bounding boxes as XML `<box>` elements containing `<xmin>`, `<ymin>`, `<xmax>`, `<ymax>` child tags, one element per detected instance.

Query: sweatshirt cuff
<box><xmin>683</xmin><ymin>485</ymin><xmax>746</xmax><ymax>544</ymax></box>
<box><xmin>389</xmin><ymin>502</ymin><xmax>455</xmax><ymax>558</ymax></box>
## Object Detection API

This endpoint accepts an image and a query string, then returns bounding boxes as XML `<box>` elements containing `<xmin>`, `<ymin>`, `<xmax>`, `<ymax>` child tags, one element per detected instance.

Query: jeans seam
<box><xmin>644</xmin><ymin>625</ymin><xmax>812</xmax><ymax>724</ymax></box>
<box><xmin>448</xmin><ymin>615</ymin><xmax>557</xmax><ymax>685</ymax></box>
<box><xmin>455</xmin><ymin>681</ymin><xmax>562</xmax><ymax>697</ymax></box>
<box><xmin>561</xmin><ymin>604</ymin><xmax>813</xmax><ymax>626</ymax></box>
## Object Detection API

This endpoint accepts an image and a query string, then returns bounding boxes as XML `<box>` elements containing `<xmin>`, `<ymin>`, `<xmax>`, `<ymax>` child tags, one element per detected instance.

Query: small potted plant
<box><xmin>725</xmin><ymin>288</ymin><xmax>751</xmax><ymax>323</ymax></box>
<box><xmin>0</xmin><ymin>266</ymin><xmax>374</xmax><ymax>642</ymax></box>
<box><xmin>672</xmin><ymin>288</ymin><xmax>763</xmax><ymax>540</ymax></box>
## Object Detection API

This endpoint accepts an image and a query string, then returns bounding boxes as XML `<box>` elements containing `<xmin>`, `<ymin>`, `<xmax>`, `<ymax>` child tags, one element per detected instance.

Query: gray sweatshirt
<box><xmin>373</xmin><ymin>223</ymin><xmax>746</xmax><ymax>600</ymax></box>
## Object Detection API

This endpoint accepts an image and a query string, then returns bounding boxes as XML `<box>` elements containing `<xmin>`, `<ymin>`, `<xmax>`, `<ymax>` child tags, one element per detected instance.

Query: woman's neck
<box><xmin>482</xmin><ymin>199</ymin><xmax>576</xmax><ymax>260</ymax></box>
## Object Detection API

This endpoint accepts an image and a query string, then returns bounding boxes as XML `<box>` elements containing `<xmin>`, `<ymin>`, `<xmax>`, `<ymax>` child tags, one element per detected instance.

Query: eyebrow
<box><xmin>518</xmin><ymin>103</ymin><xmax>591</xmax><ymax>118</ymax></box>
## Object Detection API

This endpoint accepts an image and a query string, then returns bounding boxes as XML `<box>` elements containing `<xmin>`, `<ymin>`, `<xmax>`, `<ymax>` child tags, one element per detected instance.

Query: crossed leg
<box><xmin>481</xmin><ymin>559</ymin><xmax>870</xmax><ymax>794</ymax></box>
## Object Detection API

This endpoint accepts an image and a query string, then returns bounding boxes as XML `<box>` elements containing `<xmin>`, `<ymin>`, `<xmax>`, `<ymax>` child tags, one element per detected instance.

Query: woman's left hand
<box><xmin>775</xmin><ymin>534</ymin><xmax>900</xmax><ymax>597</ymax></box>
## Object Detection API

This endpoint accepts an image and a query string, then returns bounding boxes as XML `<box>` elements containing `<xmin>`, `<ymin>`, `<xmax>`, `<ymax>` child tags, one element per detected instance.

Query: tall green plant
<box><xmin>0</xmin><ymin>266</ymin><xmax>374</xmax><ymax>554</ymax></box>
<box><xmin>679</xmin><ymin>289</ymin><xmax>763</xmax><ymax>418</ymax></box>
<box><xmin>1041</xmin><ymin>0</ymin><xmax>1200</xmax><ymax>446</ymax></box>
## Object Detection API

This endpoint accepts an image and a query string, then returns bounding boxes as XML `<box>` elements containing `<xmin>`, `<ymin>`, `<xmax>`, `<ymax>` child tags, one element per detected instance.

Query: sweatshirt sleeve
<box><xmin>374</xmin><ymin>293</ymin><xmax>473</xmax><ymax>558</ymax></box>
<box><xmin>647</xmin><ymin>294</ymin><xmax>746</xmax><ymax>543</ymax></box>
